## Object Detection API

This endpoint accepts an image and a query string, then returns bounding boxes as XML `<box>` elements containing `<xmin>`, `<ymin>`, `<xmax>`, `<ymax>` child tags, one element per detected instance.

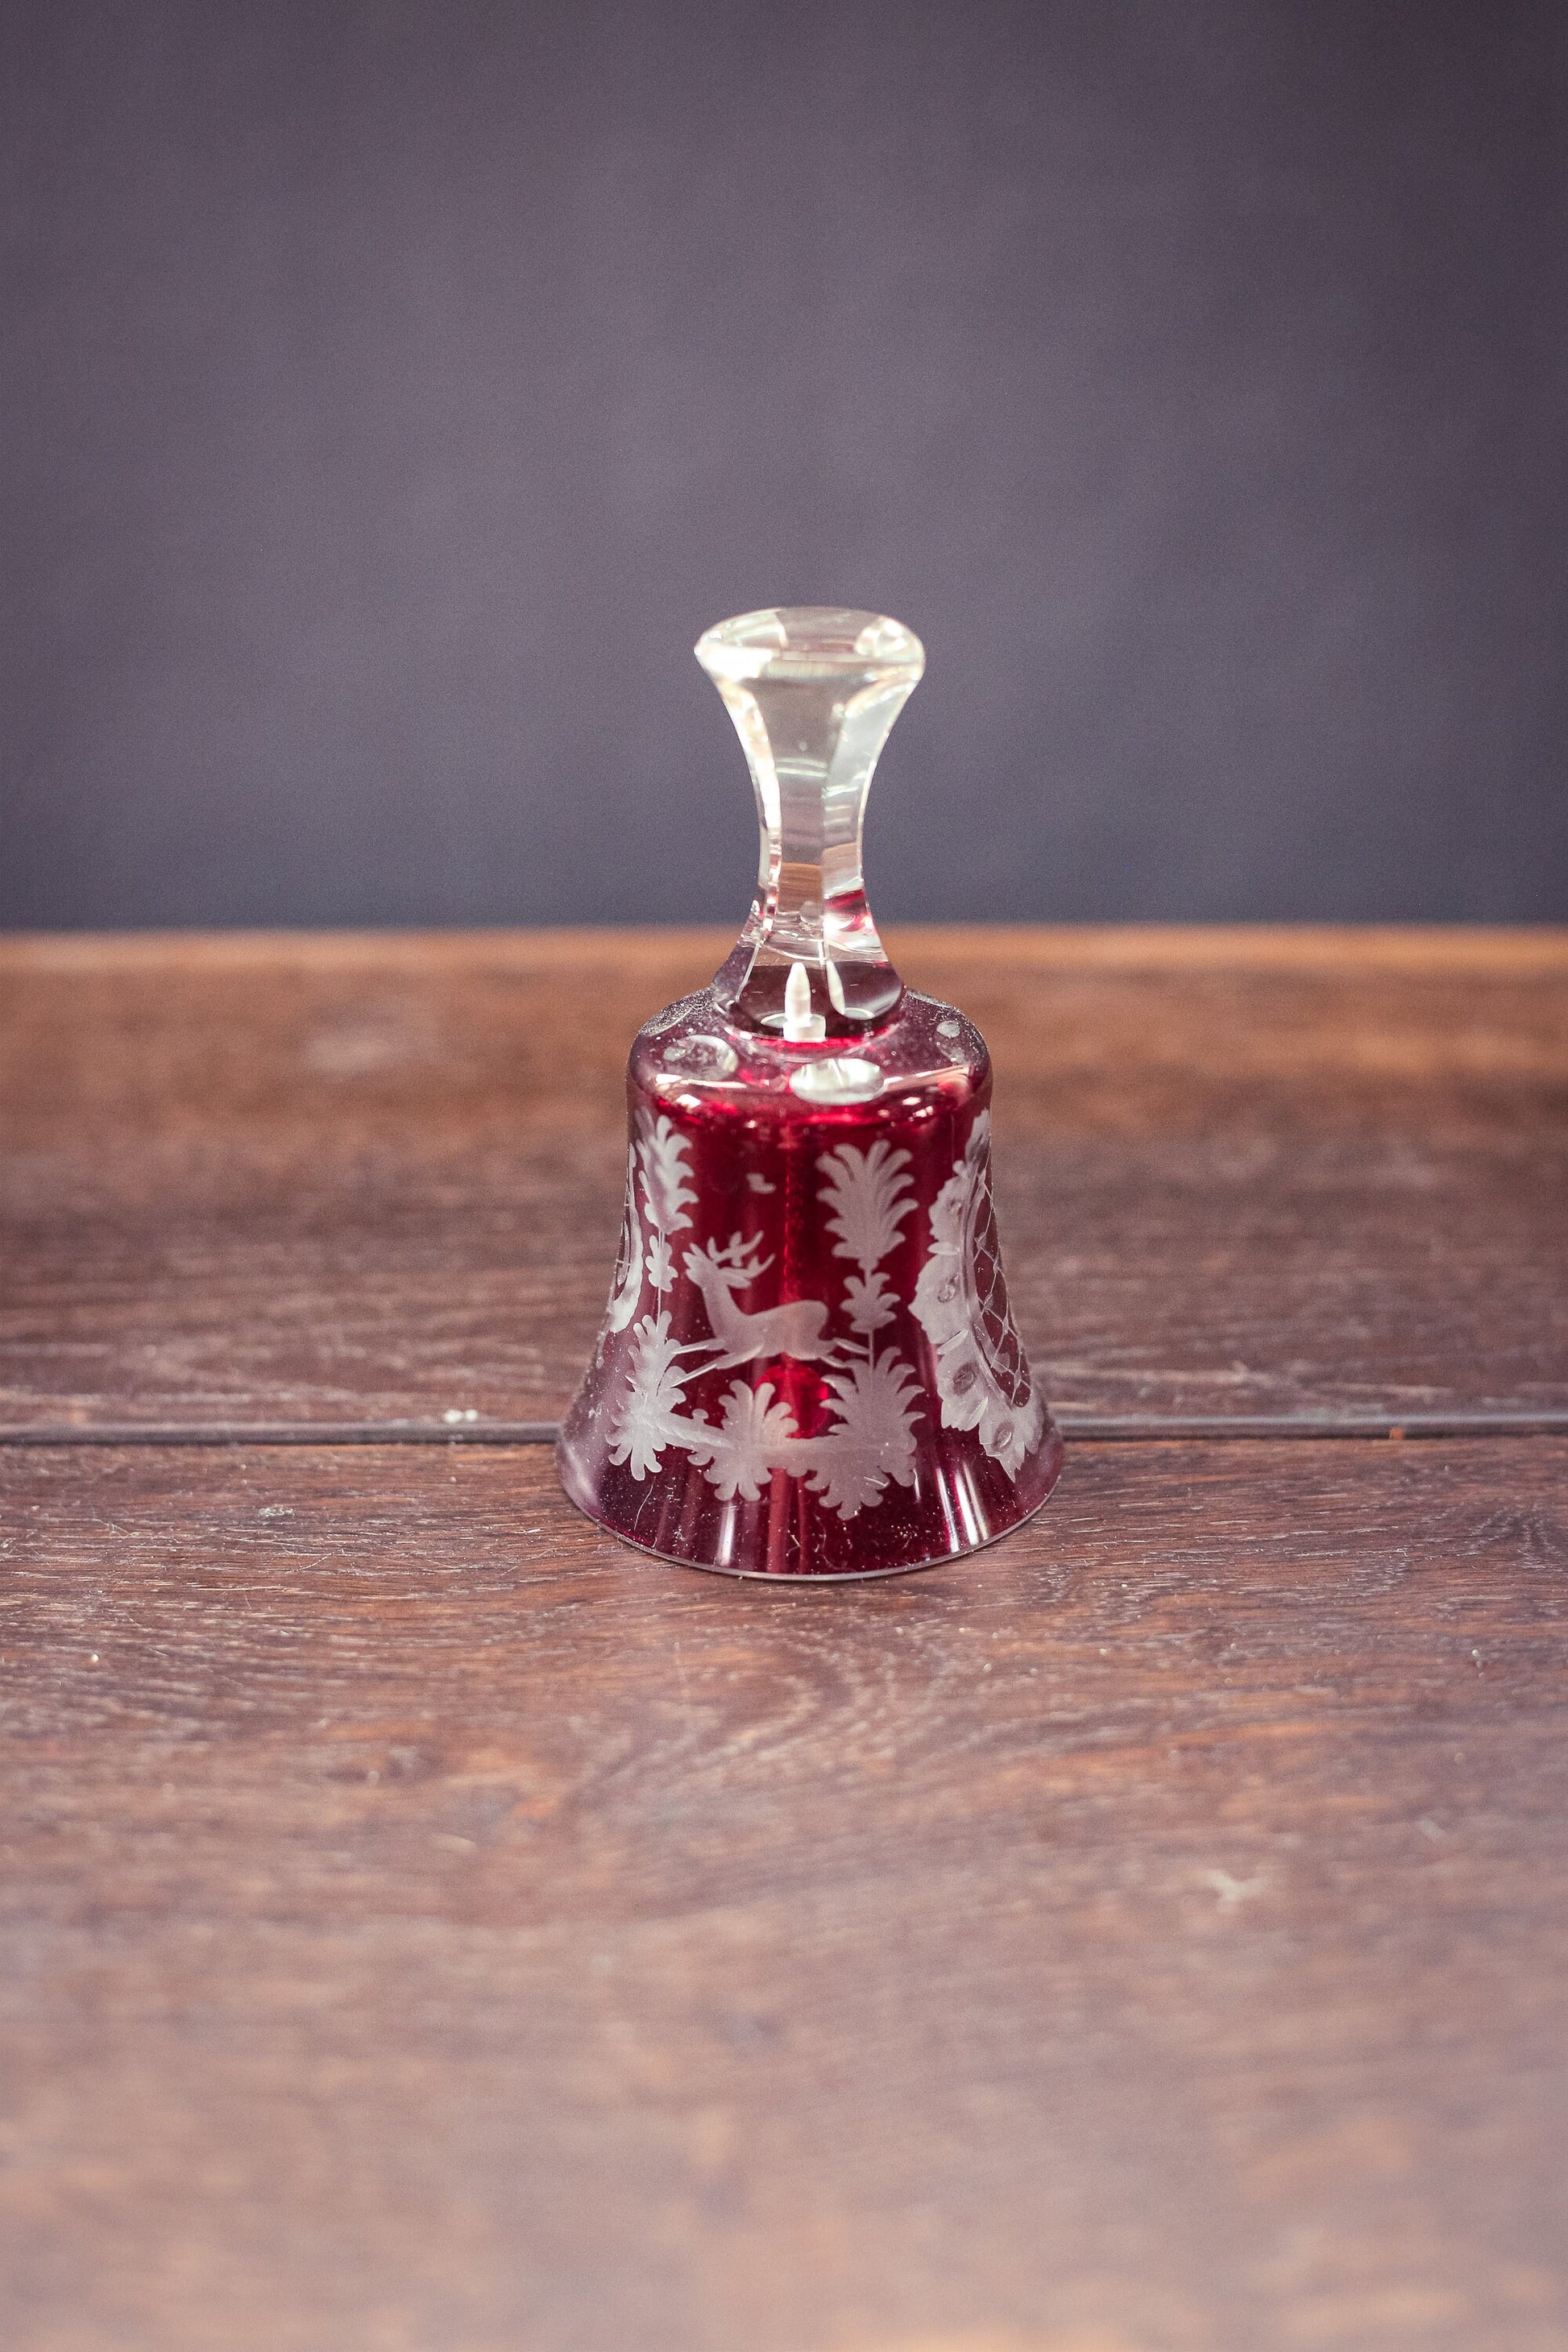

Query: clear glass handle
<box><xmin>696</xmin><ymin>606</ymin><xmax>924</xmax><ymax>1033</ymax></box>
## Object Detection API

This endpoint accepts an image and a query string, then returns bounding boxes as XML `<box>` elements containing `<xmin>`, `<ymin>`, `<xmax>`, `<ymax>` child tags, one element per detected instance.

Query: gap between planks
<box><xmin>1</xmin><ymin>1411</ymin><xmax>1566</xmax><ymax>1448</ymax></box>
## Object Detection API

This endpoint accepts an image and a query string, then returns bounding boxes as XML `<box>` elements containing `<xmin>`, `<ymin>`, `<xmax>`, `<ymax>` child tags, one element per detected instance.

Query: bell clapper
<box><xmin>782</xmin><ymin>960</ymin><xmax>826</xmax><ymax>1043</ymax></box>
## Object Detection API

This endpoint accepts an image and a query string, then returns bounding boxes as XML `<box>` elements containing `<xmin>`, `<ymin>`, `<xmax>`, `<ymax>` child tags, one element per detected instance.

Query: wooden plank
<box><xmin>0</xmin><ymin>1437</ymin><xmax>1562</xmax><ymax>2350</ymax></box>
<box><xmin>1</xmin><ymin>927</ymin><xmax>1565</xmax><ymax>1429</ymax></box>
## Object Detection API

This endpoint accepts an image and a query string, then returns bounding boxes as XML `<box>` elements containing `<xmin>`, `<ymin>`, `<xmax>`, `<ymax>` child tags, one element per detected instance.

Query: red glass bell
<box><xmin>558</xmin><ymin>607</ymin><xmax>1062</xmax><ymax>1578</ymax></box>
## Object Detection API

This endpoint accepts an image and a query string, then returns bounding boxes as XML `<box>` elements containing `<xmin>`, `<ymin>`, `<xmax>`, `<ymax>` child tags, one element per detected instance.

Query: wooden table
<box><xmin>2</xmin><ymin>927</ymin><xmax>1565</xmax><ymax>2352</ymax></box>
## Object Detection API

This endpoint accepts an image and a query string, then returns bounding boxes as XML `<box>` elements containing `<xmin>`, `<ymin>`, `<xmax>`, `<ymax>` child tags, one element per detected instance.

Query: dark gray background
<box><xmin>3</xmin><ymin>0</ymin><xmax>1564</xmax><ymax>930</ymax></box>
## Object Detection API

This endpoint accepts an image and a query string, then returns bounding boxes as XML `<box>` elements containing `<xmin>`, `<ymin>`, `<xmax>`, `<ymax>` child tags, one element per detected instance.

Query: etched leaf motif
<box><xmin>636</xmin><ymin>1113</ymin><xmax>698</xmax><ymax>1242</ymax></box>
<box><xmin>808</xmin><ymin>1351</ymin><xmax>922</xmax><ymax>1517</ymax></box>
<box><xmin>645</xmin><ymin>1230</ymin><xmax>675</xmax><ymax>1293</ymax></box>
<box><xmin>817</xmin><ymin>1140</ymin><xmax>915</xmax><ymax>1273</ymax></box>
<box><xmin>607</xmin><ymin>1309</ymin><xmax>691</xmax><ymax>1480</ymax></box>
<box><xmin>843</xmin><ymin>1269</ymin><xmax>898</xmax><ymax>1335</ymax></box>
<box><xmin>695</xmin><ymin>1381</ymin><xmax>799</xmax><ymax>1503</ymax></box>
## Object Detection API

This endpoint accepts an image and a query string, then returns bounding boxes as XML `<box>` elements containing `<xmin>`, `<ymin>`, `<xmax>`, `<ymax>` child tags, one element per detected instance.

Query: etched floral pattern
<box><xmin>911</xmin><ymin>1112</ymin><xmax>1043</xmax><ymax>1477</ymax></box>
<box><xmin>606</xmin><ymin>1309</ymin><xmax>689</xmax><ymax>1478</ymax></box>
<box><xmin>692</xmin><ymin>1381</ymin><xmax>799</xmax><ymax>1503</ymax></box>
<box><xmin>807</xmin><ymin>1352</ymin><xmax>923</xmax><ymax>1516</ymax></box>
<box><xmin>819</xmin><ymin>1139</ymin><xmax>915</xmax><ymax>1273</ymax></box>
<box><xmin>596</xmin><ymin>1105</ymin><xmax>1039</xmax><ymax>1515</ymax></box>
<box><xmin>843</xmin><ymin>1269</ymin><xmax>898</xmax><ymax>1335</ymax></box>
<box><xmin>636</xmin><ymin>1113</ymin><xmax>697</xmax><ymax>1293</ymax></box>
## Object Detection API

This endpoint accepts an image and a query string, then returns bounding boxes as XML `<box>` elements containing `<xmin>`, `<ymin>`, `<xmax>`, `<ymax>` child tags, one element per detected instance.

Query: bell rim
<box><xmin>554</xmin><ymin>1419</ymin><xmax>1064</xmax><ymax>1583</ymax></box>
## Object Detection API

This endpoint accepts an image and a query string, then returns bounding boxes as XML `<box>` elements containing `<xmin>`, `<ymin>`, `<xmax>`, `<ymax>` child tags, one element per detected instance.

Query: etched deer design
<box><xmin>680</xmin><ymin>1233</ymin><xmax>837</xmax><ymax>1372</ymax></box>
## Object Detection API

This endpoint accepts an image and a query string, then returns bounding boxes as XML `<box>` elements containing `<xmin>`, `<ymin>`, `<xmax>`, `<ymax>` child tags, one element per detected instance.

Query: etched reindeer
<box><xmin>679</xmin><ymin>1232</ymin><xmax>838</xmax><ymax>1372</ymax></box>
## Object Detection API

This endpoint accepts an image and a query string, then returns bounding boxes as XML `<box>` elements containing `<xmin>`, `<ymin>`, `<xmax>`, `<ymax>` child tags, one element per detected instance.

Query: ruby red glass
<box><xmin>558</xmin><ymin>608</ymin><xmax>1061</xmax><ymax>1578</ymax></box>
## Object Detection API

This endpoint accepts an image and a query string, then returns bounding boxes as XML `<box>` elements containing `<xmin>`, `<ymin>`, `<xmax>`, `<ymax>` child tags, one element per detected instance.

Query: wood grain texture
<box><xmin>0</xmin><ymin>1437</ymin><xmax>1563</xmax><ymax>2351</ymax></box>
<box><xmin>1</xmin><ymin>927</ymin><xmax>1565</xmax><ymax>1428</ymax></box>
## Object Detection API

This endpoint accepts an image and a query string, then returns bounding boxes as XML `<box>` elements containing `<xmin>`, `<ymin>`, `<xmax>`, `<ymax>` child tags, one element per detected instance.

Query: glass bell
<box><xmin>558</xmin><ymin>607</ymin><xmax>1062</xmax><ymax>1578</ymax></box>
